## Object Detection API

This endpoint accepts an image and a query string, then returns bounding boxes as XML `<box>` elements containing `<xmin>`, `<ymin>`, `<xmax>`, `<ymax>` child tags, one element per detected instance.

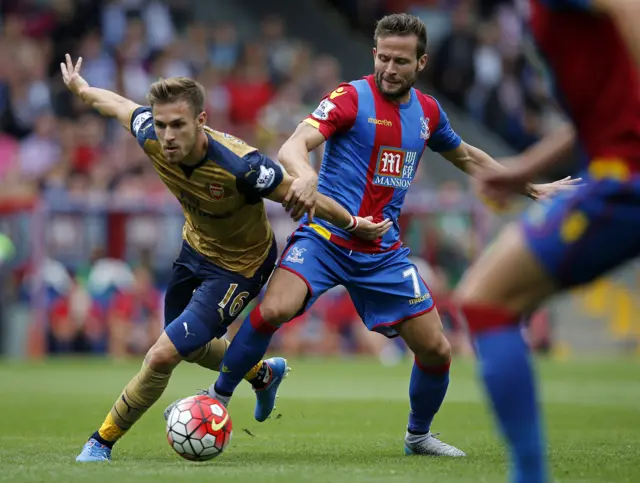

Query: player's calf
<box><xmin>451</xmin><ymin>225</ymin><xmax>551</xmax><ymax>482</ymax></box>
<box><xmin>212</xmin><ymin>268</ymin><xmax>308</xmax><ymax>400</ymax></box>
<box><xmin>76</xmin><ymin>310</ymin><xmax>218</xmax><ymax>462</ymax></box>
<box><xmin>395</xmin><ymin>312</ymin><xmax>461</xmax><ymax>454</ymax></box>
<box><xmin>77</xmin><ymin>334</ymin><xmax>179</xmax><ymax>460</ymax></box>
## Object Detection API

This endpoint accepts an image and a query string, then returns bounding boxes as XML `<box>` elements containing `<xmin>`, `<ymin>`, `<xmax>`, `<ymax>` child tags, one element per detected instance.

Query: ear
<box><xmin>417</xmin><ymin>54</ymin><xmax>428</xmax><ymax>73</ymax></box>
<box><xmin>197</xmin><ymin>111</ymin><xmax>207</xmax><ymax>130</ymax></box>
<box><xmin>372</xmin><ymin>47</ymin><xmax>377</xmax><ymax>60</ymax></box>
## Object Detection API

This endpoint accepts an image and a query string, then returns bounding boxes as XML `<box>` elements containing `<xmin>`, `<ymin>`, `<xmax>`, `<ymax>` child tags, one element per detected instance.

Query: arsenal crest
<box><xmin>209</xmin><ymin>183</ymin><xmax>224</xmax><ymax>201</ymax></box>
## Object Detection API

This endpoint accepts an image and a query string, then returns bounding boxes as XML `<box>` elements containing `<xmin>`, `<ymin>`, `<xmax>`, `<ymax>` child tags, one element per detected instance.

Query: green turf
<box><xmin>0</xmin><ymin>356</ymin><xmax>639</xmax><ymax>483</ymax></box>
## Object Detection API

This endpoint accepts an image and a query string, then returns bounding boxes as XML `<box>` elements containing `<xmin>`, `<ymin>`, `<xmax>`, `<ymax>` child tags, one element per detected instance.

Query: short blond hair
<box><xmin>147</xmin><ymin>77</ymin><xmax>205</xmax><ymax>115</ymax></box>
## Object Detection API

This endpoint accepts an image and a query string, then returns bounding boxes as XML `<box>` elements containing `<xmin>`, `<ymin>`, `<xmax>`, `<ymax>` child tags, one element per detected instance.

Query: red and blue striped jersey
<box><xmin>302</xmin><ymin>74</ymin><xmax>461</xmax><ymax>253</ymax></box>
<box><xmin>529</xmin><ymin>0</ymin><xmax>640</xmax><ymax>172</ymax></box>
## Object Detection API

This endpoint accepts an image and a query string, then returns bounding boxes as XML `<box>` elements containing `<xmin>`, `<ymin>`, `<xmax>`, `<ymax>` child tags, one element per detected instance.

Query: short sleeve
<box><xmin>303</xmin><ymin>83</ymin><xmax>358</xmax><ymax>139</ymax></box>
<box><xmin>129</xmin><ymin>106</ymin><xmax>154</xmax><ymax>147</ymax></box>
<box><xmin>427</xmin><ymin>99</ymin><xmax>462</xmax><ymax>153</ymax></box>
<box><xmin>235</xmin><ymin>151</ymin><xmax>284</xmax><ymax>199</ymax></box>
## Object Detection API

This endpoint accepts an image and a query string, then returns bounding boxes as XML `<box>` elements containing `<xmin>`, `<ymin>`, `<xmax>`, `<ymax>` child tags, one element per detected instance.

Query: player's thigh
<box><xmin>267</xmin><ymin>234</ymin><xmax>342</xmax><ymax>324</ymax></box>
<box><xmin>454</xmin><ymin>223</ymin><xmax>554</xmax><ymax>314</ymax></box>
<box><xmin>458</xmin><ymin>176</ymin><xmax>640</xmax><ymax>313</ymax></box>
<box><xmin>163</xmin><ymin>262</ymin><xmax>201</xmax><ymax>326</ymax></box>
<box><xmin>523</xmin><ymin>176</ymin><xmax>640</xmax><ymax>287</ymax></box>
<box><xmin>394</xmin><ymin>308</ymin><xmax>451</xmax><ymax>363</ymax></box>
<box><xmin>347</xmin><ymin>250</ymin><xmax>435</xmax><ymax>338</ymax></box>
<box><xmin>165</xmin><ymin>267</ymin><xmax>268</xmax><ymax>358</ymax></box>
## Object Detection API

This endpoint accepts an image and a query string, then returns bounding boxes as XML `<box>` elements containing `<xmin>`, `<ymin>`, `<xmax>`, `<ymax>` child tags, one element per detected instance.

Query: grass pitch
<box><xmin>0</xmin><ymin>356</ymin><xmax>638</xmax><ymax>482</ymax></box>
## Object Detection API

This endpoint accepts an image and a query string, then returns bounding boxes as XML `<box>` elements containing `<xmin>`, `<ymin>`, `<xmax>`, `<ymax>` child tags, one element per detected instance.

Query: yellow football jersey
<box><xmin>129</xmin><ymin>107</ymin><xmax>283</xmax><ymax>278</ymax></box>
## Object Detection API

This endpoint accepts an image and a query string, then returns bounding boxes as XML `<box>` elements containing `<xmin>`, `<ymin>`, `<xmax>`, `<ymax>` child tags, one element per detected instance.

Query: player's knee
<box><xmin>145</xmin><ymin>340</ymin><xmax>181</xmax><ymax>373</ymax></box>
<box><xmin>450</xmin><ymin>283</ymin><xmax>479</xmax><ymax>308</ymax></box>
<box><xmin>415</xmin><ymin>333</ymin><xmax>451</xmax><ymax>366</ymax></box>
<box><xmin>259</xmin><ymin>299</ymin><xmax>297</xmax><ymax>326</ymax></box>
<box><xmin>260</xmin><ymin>302</ymin><xmax>292</xmax><ymax>326</ymax></box>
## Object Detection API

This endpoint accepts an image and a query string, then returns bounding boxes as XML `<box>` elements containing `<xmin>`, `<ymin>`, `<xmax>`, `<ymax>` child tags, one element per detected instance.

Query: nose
<box><xmin>164</xmin><ymin>128</ymin><xmax>176</xmax><ymax>142</ymax></box>
<box><xmin>385</xmin><ymin>62</ymin><xmax>398</xmax><ymax>76</ymax></box>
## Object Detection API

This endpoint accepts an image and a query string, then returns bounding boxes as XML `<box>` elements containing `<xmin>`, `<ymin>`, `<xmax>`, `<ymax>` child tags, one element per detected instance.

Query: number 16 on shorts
<box><xmin>218</xmin><ymin>283</ymin><xmax>249</xmax><ymax>321</ymax></box>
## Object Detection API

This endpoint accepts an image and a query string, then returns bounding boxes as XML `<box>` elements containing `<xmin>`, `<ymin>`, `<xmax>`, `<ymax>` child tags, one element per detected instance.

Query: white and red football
<box><xmin>166</xmin><ymin>395</ymin><xmax>232</xmax><ymax>461</ymax></box>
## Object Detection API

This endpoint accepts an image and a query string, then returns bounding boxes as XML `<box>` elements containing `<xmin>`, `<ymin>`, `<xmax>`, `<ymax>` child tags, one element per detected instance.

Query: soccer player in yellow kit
<box><xmin>60</xmin><ymin>55</ymin><xmax>391</xmax><ymax>462</ymax></box>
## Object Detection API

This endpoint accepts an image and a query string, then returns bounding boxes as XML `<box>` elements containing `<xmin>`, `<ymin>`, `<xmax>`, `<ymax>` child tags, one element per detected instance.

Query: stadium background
<box><xmin>0</xmin><ymin>0</ymin><xmax>638</xmax><ymax>362</ymax></box>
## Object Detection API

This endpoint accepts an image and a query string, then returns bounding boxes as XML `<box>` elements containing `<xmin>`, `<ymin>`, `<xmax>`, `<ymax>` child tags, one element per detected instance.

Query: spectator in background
<box><xmin>18</xmin><ymin>112</ymin><xmax>60</xmax><ymax>183</ymax></box>
<box><xmin>107</xmin><ymin>266</ymin><xmax>161</xmax><ymax>359</ymax></box>
<box><xmin>301</xmin><ymin>55</ymin><xmax>342</xmax><ymax>105</ymax></box>
<box><xmin>183</xmin><ymin>22</ymin><xmax>211</xmax><ymax>76</ymax></box>
<box><xmin>226</xmin><ymin>42</ymin><xmax>275</xmax><ymax>130</ymax></box>
<box><xmin>260</xmin><ymin>15</ymin><xmax>300</xmax><ymax>86</ymax></box>
<box><xmin>429</xmin><ymin>1</ymin><xmax>477</xmax><ymax>109</ymax></box>
<box><xmin>48</xmin><ymin>275</ymin><xmax>105</xmax><ymax>354</ymax></box>
<box><xmin>77</xmin><ymin>30</ymin><xmax>117</xmax><ymax>92</ymax></box>
<box><xmin>209</xmin><ymin>23</ymin><xmax>241</xmax><ymax>73</ymax></box>
<box><xmin>0</xmin><ymin>233</ymin><xmax>16</xmax><ymax>344</ymax></box>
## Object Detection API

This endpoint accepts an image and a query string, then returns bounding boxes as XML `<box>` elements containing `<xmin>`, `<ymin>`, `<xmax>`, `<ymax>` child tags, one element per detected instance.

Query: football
<box><xmin>166</xmin><ymin>395</ymin><xmax>233</xmax><ymax>461</ymax></box>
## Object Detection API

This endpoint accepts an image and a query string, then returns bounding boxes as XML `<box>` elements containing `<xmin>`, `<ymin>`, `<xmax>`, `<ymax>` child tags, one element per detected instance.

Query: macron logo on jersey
<box><xmin>373</xmin><ymin>147</ymin><xmax>419</xmax><ymax>190</ymax></box>
<box><xmin>368</xmin><ymin>118</ymin><xmax>393</xmax><ymax>127</ymax></box>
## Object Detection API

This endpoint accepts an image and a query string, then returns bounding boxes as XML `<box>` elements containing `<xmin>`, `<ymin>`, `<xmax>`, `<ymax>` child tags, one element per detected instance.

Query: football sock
<box><xmin>463</xmin><ymin>304</ymin><xmax>547</xmax><ymax>483</ymax></box>
<box><xmin>407</xmin><ymin>357</ymin><xmax>451</xmax><ymax>435</ymax></box>
<box><xmin>247</xmin><ymin>361</ymin><xmax>271</xmax><ymax>390</ymax></box>
<box><xmin>92</xmin><ymin>361</ymin><xmax>171</xmax><ymax>448</ymax></box>
<box><xmin>214</xmin><ymin>305</ymin><xmax>278</xmax><ymax>396</ymax></box>
<box><xmin>183</xmin><ymin>337</ymin><xmax>265</xmax><ymax>387</ymax></box>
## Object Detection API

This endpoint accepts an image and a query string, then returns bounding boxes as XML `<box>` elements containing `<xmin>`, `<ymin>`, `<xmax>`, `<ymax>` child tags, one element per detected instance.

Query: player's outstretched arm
<box><xmin>266</xmin><ymin>173</ymin><xmax>392</xmax><ymax>241</ymax></box>
<box><xmin>439</xmin><ymin>140</ymin><xmax>579</xmax><ymax>201</ymax></box>
<box><xmin>440</xmin><ymin>141</ymin><xmax>537</xmax><ymax>198</ymax></box>
<box><xmin>277</xmin><ymin>122</ymin><xmax>323</xmax><ymax>222</ymax></box>
<box><xmin>592</xmin><ymin>0</ymin><xmax>640</xmax><ymax>67</ymax></box>
<box><xmin>60</xmin><ymin>54</ymin><xmax>142</xmax><ymax>129</ymax></box>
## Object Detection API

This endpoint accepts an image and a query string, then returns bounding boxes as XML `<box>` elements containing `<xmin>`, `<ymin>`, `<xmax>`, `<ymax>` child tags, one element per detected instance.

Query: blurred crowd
<box><xmin>0</xmin><ymin>0</ymin><xmax>554</xmax><ymax>359</ymax></box>
<box><xmin>33</xmin><ymin>251</ymin><xmax>481</xmax><ymax>362</ymax></box>
<box><xmin>0</xmin><ymin>0</ymin><xmax>343</xmax><ymax>202</ymax></box>
<box><xmin>0</xmin><ymin>0</ymin><xmax>563</xmax><ymax>202</ymax></box>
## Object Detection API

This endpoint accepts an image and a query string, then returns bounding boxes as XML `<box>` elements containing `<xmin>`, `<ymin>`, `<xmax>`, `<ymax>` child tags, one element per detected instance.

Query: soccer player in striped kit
<box><xmin>205</xmin><ymin>13</ymin><xmax>577</xmax><ymax>456</ymax></box>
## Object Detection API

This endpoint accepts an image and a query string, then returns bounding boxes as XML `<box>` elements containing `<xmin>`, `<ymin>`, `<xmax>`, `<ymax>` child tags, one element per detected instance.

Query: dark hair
<box><xmin>374</xmin><ymin>13</ymin><xmax>428</xmax><ymax>59</ymax></box>
<box><xmin>147</xmin><ymin>77</ymin><xmax>205</xmax><ymax>115</ymax></box>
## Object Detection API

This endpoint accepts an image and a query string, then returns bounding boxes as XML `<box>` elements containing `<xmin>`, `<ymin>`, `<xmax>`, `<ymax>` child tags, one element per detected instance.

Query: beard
<box><xmin>375</xmin><ymin>69</ymin><xmax>418</xmax><ymax>101</ymax></box>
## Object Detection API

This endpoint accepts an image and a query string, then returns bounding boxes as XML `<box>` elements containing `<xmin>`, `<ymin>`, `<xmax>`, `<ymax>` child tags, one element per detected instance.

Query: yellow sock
<box><xmin>98</xmin><ymin>413</ymin><xmax>126</xmax><ymax>442</ymax></box>
<box><xmin>244</xmin><ymin>361</ymin><xmax>263</xmax><ymax>381</ymax></box>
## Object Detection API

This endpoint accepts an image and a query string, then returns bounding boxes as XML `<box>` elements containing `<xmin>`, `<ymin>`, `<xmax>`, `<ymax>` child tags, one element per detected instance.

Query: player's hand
<box><xmin>283</xmin><ymin>173</ymin><xmax>319</xmax><ymax>221</ymax></box>
<box><xmin>350</xmin><ymin>216</ymin><xmax>393</xmax><ymax>241</ymax></box>
<box><xmin>529</xmin><ymin>176</ymin><xmax>583</xmax><ymax>201</ymax></box>
<box><xmin>60</xmin><ymin>54</ymin><xmax>89</xmax><ymax>96</ymax></box>
<box><xmin>475</xmin><ymin>161</ymin><xmax>580</xmax><ymax>205</ymax></box>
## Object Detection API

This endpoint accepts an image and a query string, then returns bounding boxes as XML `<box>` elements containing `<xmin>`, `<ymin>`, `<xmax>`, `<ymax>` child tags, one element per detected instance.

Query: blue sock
<box><xmin>471</xmin><ymin>315</ymin><xmax>547</xmax><ymax>483</ymax></box>
<box><xmin>407</xmin><ymin>357</ymin><xmax>450</xmax><ymax>434</ymax></box>
<box><xmin>215</xmin><ymin>305</ymin><xmax>278</xmax><ymax>396</ymax></box>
